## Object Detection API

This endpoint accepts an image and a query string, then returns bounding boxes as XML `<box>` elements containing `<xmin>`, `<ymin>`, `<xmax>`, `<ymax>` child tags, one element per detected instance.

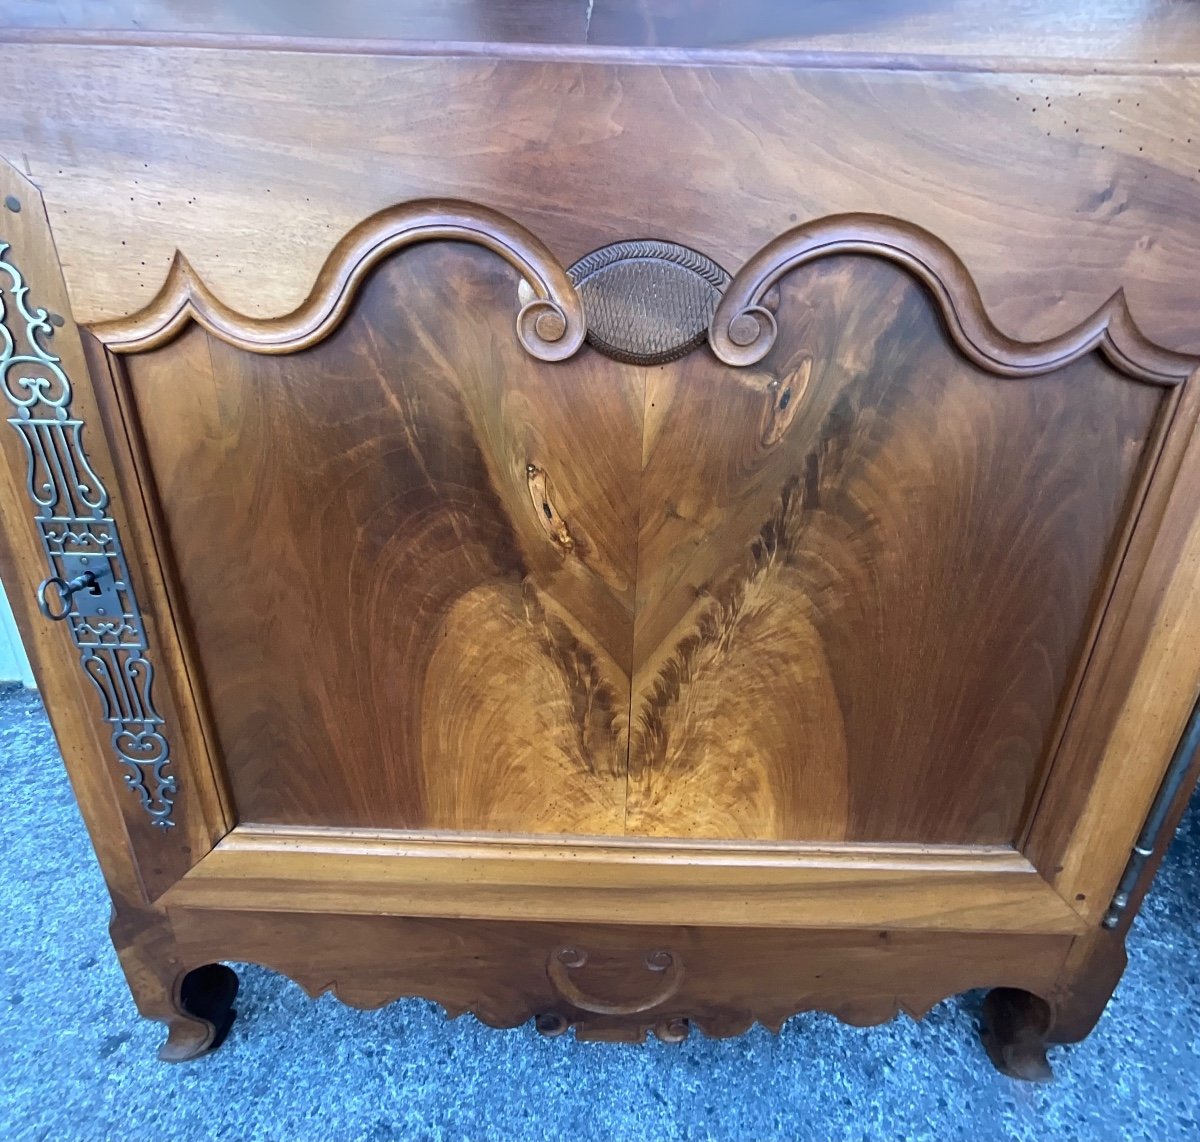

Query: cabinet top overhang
<box><xmin>5</xmin><ymin>0</ymin><xmax>1200</xmax><ymax>71</ymax></box>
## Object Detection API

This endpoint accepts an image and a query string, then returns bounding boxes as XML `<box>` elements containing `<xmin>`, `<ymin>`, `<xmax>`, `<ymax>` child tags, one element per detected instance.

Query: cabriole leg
<box><xmin>110</xmin><ymin>906</ymin><xmax>238</xmax><ymax>1062</ymax></box>
<box><xmin>979</xmin><ymin>987</ymin><xmax>1055</xmax><ymax>1082</ymax></box>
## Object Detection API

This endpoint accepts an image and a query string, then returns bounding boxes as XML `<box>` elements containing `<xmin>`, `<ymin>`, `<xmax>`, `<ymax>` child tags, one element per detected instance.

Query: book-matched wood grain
<box><xmin>5</xmin><ymin>10</ymin><xmax>1200</xmax><ymax>1066</ymax></box>
<box><xmin>92</xmin><ymin>205</ymin><xmax>1189</xmax><ymax>854</ymax></box>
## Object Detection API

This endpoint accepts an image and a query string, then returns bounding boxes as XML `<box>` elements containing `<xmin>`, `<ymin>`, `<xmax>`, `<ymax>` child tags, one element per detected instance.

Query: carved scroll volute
<box><xmin>546</xmin><ymin>946</ymin><xmax>684</xmax><ymax>1016</ymax></box>
<box><xmin>91</xmin><ymin>200</ymin><xmax>586</xmax><ymax>364</ymax></box>
<box><xmin>711</xmin><ymin>213</ymin><xmax>1196</xmax><ymax>385</ymax></box>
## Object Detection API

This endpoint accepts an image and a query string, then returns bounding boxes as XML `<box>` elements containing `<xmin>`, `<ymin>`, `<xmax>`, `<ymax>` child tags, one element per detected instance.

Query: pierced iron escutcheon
<box><xmin>0</xmin><ymin>236</ymin><xmax>177</xmax><ymax>828</ymax></box>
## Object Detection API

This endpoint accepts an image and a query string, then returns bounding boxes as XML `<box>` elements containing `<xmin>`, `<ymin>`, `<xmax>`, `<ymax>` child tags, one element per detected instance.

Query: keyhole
<box><xmin>543</xmin><ymin>502</ymin><xmax>553</xmax><ymax>521</ymax></box>
<box><xmin>79</xmin><ymin>559</ymin><xmax>101</xmax><ymax>595</ymax></box>
<box><xmin>778</xmin><ymin>389</ymin><xmax>792</xmax><ymax>411</ymax></box>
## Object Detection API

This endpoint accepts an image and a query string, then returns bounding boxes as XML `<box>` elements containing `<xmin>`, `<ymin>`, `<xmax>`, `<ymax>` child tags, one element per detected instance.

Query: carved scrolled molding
<box><xmin>91</xmin><ymin>200</ymin><xmax>585</xmax><ymax>362</ymax></box>
<box><xmin>546</xmin><ymin>946</ymin><xmax>684</xmax><ymax>1016</ymax></box>
<box><xmin>711</xmin><ymin>214</ymin><xmax>1198</xmax><ymax>385</ymax></box>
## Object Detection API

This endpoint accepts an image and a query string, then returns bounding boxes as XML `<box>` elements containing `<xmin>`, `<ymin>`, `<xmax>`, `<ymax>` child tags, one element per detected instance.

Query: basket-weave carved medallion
<box><xmin>566</xmin><ymin>240</ymin><xmax>731</xmax><ymax>365</ymax></box>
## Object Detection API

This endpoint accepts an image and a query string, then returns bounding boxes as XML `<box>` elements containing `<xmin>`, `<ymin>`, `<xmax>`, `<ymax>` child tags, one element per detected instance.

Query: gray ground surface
<box><xmin>1</xmin><ymin>683</ymin><xmax>1197</xmax><ymax>1142</ymax></box>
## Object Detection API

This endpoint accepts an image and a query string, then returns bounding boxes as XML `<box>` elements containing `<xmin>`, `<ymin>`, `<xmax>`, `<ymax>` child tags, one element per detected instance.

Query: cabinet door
<box><xmin>6</xmin><ymin>174</ymin><xmax>1198</xmax><ymax>935</ymax></box>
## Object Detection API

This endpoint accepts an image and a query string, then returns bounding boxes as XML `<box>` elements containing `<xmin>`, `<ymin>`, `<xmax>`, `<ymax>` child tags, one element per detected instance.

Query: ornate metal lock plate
<box><xmin>0</xmin><ymin>234</ymin><xmax>176</xmax><ymax>828</ymax></box>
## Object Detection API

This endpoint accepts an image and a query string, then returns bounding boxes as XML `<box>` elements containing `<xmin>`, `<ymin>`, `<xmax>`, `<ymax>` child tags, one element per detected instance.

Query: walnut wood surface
<box><xmin>0</xmin><ymin>159</ymin><xmax>227</xmax><ymax>899</ymax></box>
<box><xmin>161</xmin><ymin>825</ymin><xmax>1087</xmax><ymax>933</ymax></box>
<box><xmin>4</xmin><ymin>12</ymin><xmax>1200</xmax><ymax>1072</ymax></box>
<box><xmin>118</xmin><ymin>244</ymin><xmax>639</xmax><ymax>833</ymax></box>
<box><xmin>107</xmin><ymin>226</ymin><xmax>1169</xmax><ymax>845</ymax></box>
<box><xmin>160</xmin><ymin>908</ymin><xmax>1073</xmax><ymax>1044</ymax></box>
<box><xmin>708</xmin><ymin>215</ymin><xmax>1194</xmax><ymax>383</ymax></box>
<box><xmin>1026</xmin><ymin>372</ymin><xmax>1200</xmax><ymax>920</ymax></box>
<box><xmin>631</xmin><ymin>256</ymin><xmax>1163</xmax><ymax>842</ymax></box>
<box><xmin>3</xmin><ymin>46</ymin><xmax>1200</xmax><ymax>357</ymax></box>
<box><xmin>979</xmin><ymin>987</ymin><xmax>1055</xmax><ymax>1081</ymax></box>
<box><xmin>93</xmin><ymin>200</ymin><xmax>585</xmax><ymax>363</ymax></box>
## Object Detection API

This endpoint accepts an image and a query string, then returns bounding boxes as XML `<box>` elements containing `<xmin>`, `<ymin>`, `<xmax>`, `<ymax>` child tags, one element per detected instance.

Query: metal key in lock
<box><xmin>36</xmin><ymin>553</ymin><xmax>120</xmax><ymax>622</ymax></box>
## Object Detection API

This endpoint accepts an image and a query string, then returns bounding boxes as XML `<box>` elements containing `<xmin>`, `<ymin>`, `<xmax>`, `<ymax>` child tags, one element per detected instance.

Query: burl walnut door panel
<box><xmin>119</xmin><ymin>242</ymin><xmax>642</xmax><ymax>835</ymax></box>
<box><xmin>629</xmin><ymin>256</ymin><xmax>1163</xmax><ymax>845</ymax></box>
<box><xmin>89</xmin><ymin>204</ymin><xmax>1190</xmax><ymax>866</ymax></box>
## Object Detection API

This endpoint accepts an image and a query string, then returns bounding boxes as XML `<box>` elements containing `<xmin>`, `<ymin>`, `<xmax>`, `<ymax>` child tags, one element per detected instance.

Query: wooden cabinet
<box><xmin>1</xmin><ymin>1</ymin><xmax>1199</xmax><ymax>1081</ymax></box>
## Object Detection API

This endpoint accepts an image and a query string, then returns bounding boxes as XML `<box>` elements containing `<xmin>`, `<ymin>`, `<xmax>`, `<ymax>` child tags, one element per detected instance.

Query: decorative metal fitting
<box><xmin>0</xmin><ymin>239</ymin><xmax>176</xmax><ymax>828</ymax></box>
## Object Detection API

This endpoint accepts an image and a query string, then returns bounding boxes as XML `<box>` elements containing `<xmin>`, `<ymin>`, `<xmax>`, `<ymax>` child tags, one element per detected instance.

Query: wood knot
<box><xmin>526</xmin><ymin>463</ymin><xmax>575</xmax><ymax>553</ymax></box>
<box><xmin>761</xmin><ymin>358</ymin><xmax>812</xmax><ymax>447</ymax></box>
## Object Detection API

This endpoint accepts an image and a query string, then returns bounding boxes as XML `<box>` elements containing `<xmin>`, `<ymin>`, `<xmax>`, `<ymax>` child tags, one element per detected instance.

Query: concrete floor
<box><xmin>2</xmin><ymin>682</ymin><xmax>1198</xmax><ymax>1142</ymax></box>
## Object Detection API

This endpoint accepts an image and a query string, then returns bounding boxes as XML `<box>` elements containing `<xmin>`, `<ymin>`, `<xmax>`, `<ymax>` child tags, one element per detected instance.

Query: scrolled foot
<box><xmin>980</xmin><ymin>987</ymin><xmax>1054</xmax><ymax>1082</ymax></box>
<box><xmin>158</xmin><ymin>963</ymin><xmax>239</xmax><ymax>1063</ymax></box>
<box><xmin>653</xmin><ymin>1016</ymin><xmax>690</xmax><ymax>1044</ymax></box>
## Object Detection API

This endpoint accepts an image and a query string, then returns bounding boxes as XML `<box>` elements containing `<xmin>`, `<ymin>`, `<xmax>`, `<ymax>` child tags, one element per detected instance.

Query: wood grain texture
<box><xmin>92</xmin><ymin>200</ymin><xmax>585</xmax><ymax>363</ymax></box>
<box><xmin>3</xmin><ymin>47</ymin><xmax>1200</xmax><ymax>354</ymax></box>
<box><xmin>116</xmin><ymin>243</ymin><xmax>640</xmax><ymax>833</ymax></box>
<box><xmin>96</xmin><ymin>209</ymin><xmax>1181</xmax><ymax>851</ymax></box>
<box><xmin>96</xmin><ymin>209</ymin><xmax>1179</xmax><ymax>851</ymax></box>
<box><xmin>631</xmin><ymin>256</ymin><xmax>1165</xmax><ymax>843</ymax></box>
<box><xmin>1027</xmin><ymin>365</ymin><xmax>1200</xmax><ymax>918</ymax></box>
<box><xmin>5</xmin><ymin>0</ymin><xmax>1200</xmax><ymax>66</ymax></box>
<box><xmin>4</xmin><ymin>14</ymin><xmax>1200</xmax><ymax>1069</ymax></box>
<box><xmin>161</xmin><ymin>826</ymin><xmax>1087</xmax><ymax>933</ymax></box>
<box><xmin>163</xmin><ymin>907</ymin><xmax>1075</xmax><ymax>1043</ymax></box>
<box><xmin>709</xmin><ymin>214</ymin><xmax>1194</xmax><ymax>383</ymax></box>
